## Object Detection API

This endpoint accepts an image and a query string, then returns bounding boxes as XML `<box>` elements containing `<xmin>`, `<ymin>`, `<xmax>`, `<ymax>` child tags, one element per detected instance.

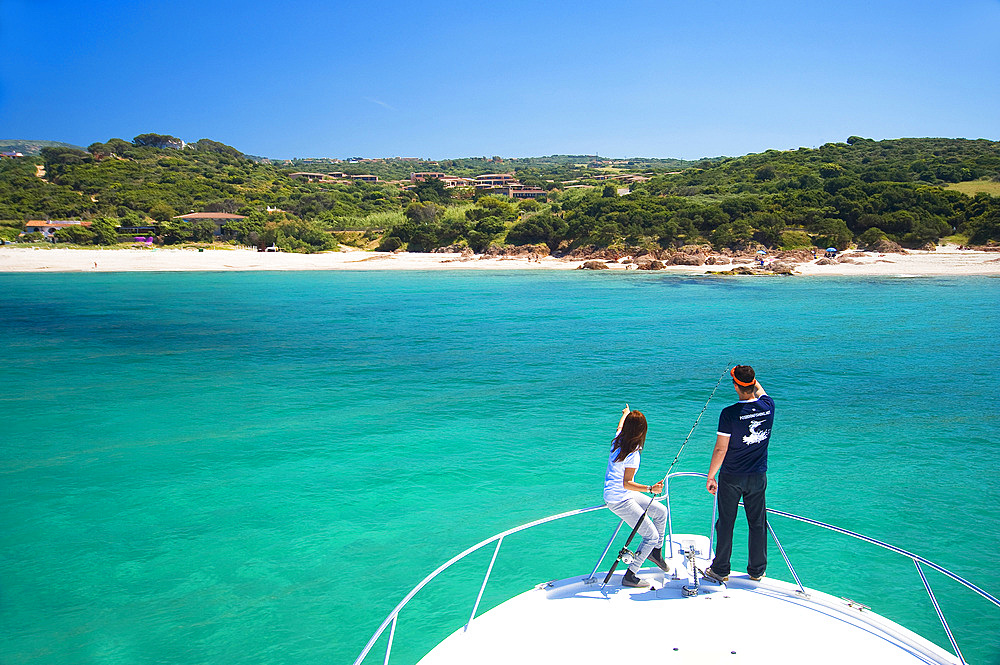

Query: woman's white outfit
<box><xmin>603</xmin><ymin>445</ymin><xmax>667</xmax><ymax>574</ymax></box>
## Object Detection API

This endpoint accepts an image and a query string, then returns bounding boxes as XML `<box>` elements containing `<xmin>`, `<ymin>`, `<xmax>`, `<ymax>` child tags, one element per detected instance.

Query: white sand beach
<box><xmin>1</xmin><ymin>245</ymin><xmax>998</xmax><ymax>276</ymax></box>
<box><xmin>0</xmin><ymin>247</ymin><xmax>581</xmax><ymax>272</ymax></box>
<box><xmin>793</xmin><ymin>245</ymin><xmax>1000</xmax><ymax>277</ymax></box>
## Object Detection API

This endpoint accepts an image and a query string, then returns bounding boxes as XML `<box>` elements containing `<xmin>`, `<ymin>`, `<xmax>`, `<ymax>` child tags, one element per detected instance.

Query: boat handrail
<box><xmin>353</xmin><ymin>472</ymin><xmax>998</xmax><ymax>665</ymax></box>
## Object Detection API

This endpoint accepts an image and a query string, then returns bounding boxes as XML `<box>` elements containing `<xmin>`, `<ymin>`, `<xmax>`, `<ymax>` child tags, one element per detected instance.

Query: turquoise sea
<box><xmin>2</xmin><ymin>271</ymin><xmax>999</xmax><ymax>665</ymax></box>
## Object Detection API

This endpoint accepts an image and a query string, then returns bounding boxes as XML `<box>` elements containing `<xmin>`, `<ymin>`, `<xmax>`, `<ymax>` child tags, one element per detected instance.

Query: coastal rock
<box><xmin>579</xmin><ymin>260</ymin><xmax>609</xmax><ymax>270</ymax></box>
<box><xmin>770</xmin><ymin>261</ymin><xmax>796</xmax><ymax>275</ymax></box>
<box><xmin>433</xmin><ymin>243</ymin><xmax>473</xmax><ymax>255</ymax></box>
<box><xmin>480</xmin><ymin>243</ymin><xmax>551</xmax><ymax>258</ymax></box>
<box><xmin>774</xmin><ymin>249</ymin><xmax>814</xmax><ymax>262</ymax></box>
<box><xmin>704</xmin><ymin>256</ymin><xmax>730</xmax><ymax>265</ymax></box>
<box><xmin>815</xmin><ymin>258</ymin><xmax>836</xmax><ymax>265</ymax></box>
<box><xmin>566</xmin><ymin>246</ymin><xmax>620</xmax><ymax>261</ymax></box>
<box><xmin>666</xmin><ymin>253</ymin><xmax>706</xmax><ymax>266</ymax></box>
<box><xmin>637</xmin><ymin>260</ymin><xmax>665</xmax><ymax>270</ymax></box>
<box><xmin>868</xmin><ymin>237</ymin><xmax>908</xmax><ymax>254</ymax></box>
<box><xmin>707</xmin><ymin>265</ymin><xmax>758</xmax><ymax>275</ymax></box>
<box><xmin>522</xmin><ymin>243</ymin><xmax>550</xmax><ymax>257</ymax></box>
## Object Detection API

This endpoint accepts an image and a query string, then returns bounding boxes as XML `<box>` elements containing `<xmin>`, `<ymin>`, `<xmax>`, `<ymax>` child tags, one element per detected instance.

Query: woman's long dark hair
<box><xmin>612</xmin><ymin>410</ymin><xmax>647</xmax><ymax>462</ymax></box>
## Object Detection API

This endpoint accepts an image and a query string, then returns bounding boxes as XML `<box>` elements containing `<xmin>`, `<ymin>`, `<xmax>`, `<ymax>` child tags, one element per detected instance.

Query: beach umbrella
<box><xmin>757</xmin><ymin>249</ymin><xmax>767</xmax><ymax>254</ymax></box>
<box><xmin>826</xmin><ymin>247</ymin><xmax>837</xmax><ymax>252</ymax></box>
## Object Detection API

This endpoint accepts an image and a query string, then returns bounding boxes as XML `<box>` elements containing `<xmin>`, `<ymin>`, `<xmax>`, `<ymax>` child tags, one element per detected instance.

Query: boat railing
<box><xmin>353</xmin><ymin>472</ymin><xmax>999</xmax><ymax>665</ymax></box>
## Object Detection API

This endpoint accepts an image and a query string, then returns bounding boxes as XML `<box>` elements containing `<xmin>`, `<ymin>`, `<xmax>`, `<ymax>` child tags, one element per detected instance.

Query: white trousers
<box><xmin>607</xmin><ymin>494</ymin><xmax>668</xmax><ymax>573</ymax></box>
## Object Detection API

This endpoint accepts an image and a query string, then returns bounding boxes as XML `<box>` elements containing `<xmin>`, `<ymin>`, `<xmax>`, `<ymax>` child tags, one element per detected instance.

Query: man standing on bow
<box><xmin>704</xmin><ymin>365</ymin><xmax>774</xmax><ymax>583</ymax></box>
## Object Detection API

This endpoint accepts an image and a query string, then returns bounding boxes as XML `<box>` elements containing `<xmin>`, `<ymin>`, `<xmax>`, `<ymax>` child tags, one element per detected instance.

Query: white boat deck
<box><xmin>419</xmin><ymin>535</ymin><xmax>957</xmax><ymax>665</ymax></box>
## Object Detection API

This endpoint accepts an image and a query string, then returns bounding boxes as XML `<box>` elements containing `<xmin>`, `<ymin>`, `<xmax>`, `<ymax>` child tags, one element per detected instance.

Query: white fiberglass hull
<box><xmin>419</xmin><ymin>535</ymin><xmax>957</xmax><ymax>665</ymax></box>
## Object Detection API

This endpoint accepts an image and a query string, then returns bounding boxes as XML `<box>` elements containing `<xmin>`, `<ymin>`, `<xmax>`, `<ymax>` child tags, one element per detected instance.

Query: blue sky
<box><xmin>2</xmin><ymin>0</ymin><xmax>997</xmax><ymax>160</ymax></box>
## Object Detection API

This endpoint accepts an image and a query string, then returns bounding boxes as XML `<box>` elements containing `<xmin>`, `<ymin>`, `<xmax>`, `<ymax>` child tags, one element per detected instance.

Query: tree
<box><xmin>902</xmin><ymin>217</ymin><xmax>950</xmax><ymax>247</ymax></box>
<box><xmin>204</xmin><ymin>198</ymin><xmax>241</xmax><ymax>214</ymax></box>
<box><xmin>190</xmin><ymin>139</ymin><xmax>243</xmax><ymax>158</ymax></box>
<box><xmin>90</xmin><ymin>217</ymin><xmax>120</xmax><ymax>245</ymax></box>
<box><xmin>467</xmin><ymin>195</ymin><xmax>516</xmax><ymax>222</ymax></box>
<box><xmin>506</xmin><ymin>213</ymin><xmax>567</xmax><ymax>250</ymax></box>
<box><xmin>258</xmin><ymin>219</ymin><xmax>337</xmax><ymax>252</ymax></box>
<box><xmin>40</xmin><ymin>146</ymin><xmax>91</xmax><ymax>167</ymax></box>
<box><xmin>813</xmin><ymin>219</ymin><xmax>853</xmax><ymax>250</ymax></box>
<box><xmin>750</xmin><ymin>212</ymin><xmax>785</xmax><ymax>247</ymax></box>
<box><xmin>966</xmin><ymin>204</ymin><xmax>1000</xmax><ymax>244</ymax></box>
<box><xmin>856</xmin><ymin>227</ymin><xmax>888</xmax><ymax>249</ymax></box>
<box><xmin>191</xmin><ymin>220</ymin><xmax>217</xmax><ymax>242</ymax></box>
<box><xmin>404</xmin><ymin>201</ymin><xmax>443</xmax><ymax>224</ymax></box>
<box><xmin>54</xmin><ymin>224</ymin><xmax>95</xmax><ymax>244</ymax></box>
<box><xmin>413</xmin><ymin>178</ymin><xmax>450</xmax><ymax>204</ymax></box>
<box><xmin>158</xmin><ymin>219</ymin><xmax>191</xmax><ymax>244</ymax></box>
<box><xmin>87</xmin><ymin>142</ymin><xmax>110</xmax><ymax>158</ymax></box>
<box><xmin>755</xmin><ymin>164</ymin><xmax>776</xmax><ymax>181</ymax></box>
<box><xmin>377</xmin><ymin>236</ymin><xmax>403</xmax><ymax>252</ymax></box>
<box><xmin>105</xmin><ymin>138</ymin><xmax>133</xmax><ymax>155</ymax></box>
<box><xmin>133</xmin><ymin>133</ymin><xmax>183</xmax><ymax>149</ymax></box>
<box><xmin>710</xmin><ymin>219</ymin><xmax>754</xmax><ymax>250</ymax></box>
<box><xmin>818</xmin><ymin>163</ymin><xmax>845</xmax><ymax>178</ymax></box>
<box><xmin>149</xmin><ymin>201</ymin><xmax>177</xmax><ymax>222</ymax></box>
<box><xmin>467</xmin><ymin>217</ymin><xmax>506</xmax><ymax>252</ymax></box>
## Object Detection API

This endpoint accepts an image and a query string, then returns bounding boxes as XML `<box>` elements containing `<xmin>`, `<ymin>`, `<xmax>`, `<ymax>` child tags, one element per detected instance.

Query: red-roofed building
<box><xmin>441</xmin><ymin>176</ymin><xmax>474</xmax><ymax>188</ymax></box>
<box><xmin>411</xmin><ymin>172</ymin><xmax>445</xmax><ymax>182</ymax></box>
<box><xmin>24</xmin><ymin>220</ymin><xmax>93</xmax><ymax>237</ymax></box>
<box><xmin>499</xmin><ymin>186</ymin><xmax>547</xmax><ymax>200</ymax></box>
<box><xmin>475</xmin><ymin>174</ymin><xmax>517</xmax><ymax>188</ymax></box>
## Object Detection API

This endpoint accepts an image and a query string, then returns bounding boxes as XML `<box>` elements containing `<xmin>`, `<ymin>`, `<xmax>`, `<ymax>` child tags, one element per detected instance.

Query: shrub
<box><xmin>779</xmin><ymin>230</ymin><xmax>812</xmax><ymax>250</ymax></box>
<box><xmin>377</xmin><ymin>236</ymin><xmax>403</xmax><ymax>252</ymax></box>
<box><xmin>54</xmin><ymin>225</ymin><xmax>96</xmax><ymax>244</ymax></box>
<box><xmin>856</xmin><ymin>227</ymin><xmax>888</xmax><ymax>249</ymax></box>
<box><xmin>812</xmin><ymin>219</ymin><xmax>853</xmax><ymax>251</ymax></box>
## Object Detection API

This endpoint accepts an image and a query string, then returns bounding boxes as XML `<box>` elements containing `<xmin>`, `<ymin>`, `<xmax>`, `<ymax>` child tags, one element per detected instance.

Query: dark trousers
<box><xmin>711</xmin><ymin>472</ymin><xmax>767</xmax><ymax>578</ymax></box>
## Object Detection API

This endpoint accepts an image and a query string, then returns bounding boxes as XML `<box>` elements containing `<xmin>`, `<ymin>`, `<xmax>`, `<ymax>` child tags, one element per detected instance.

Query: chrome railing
<box><xmin>353</xmin><ymin>473</ymin><xmax>999</xmax><ymax>665</ymax></box>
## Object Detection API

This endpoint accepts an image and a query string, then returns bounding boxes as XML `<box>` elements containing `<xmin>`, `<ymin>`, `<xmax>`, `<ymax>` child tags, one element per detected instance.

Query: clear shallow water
<box><xmin>1</xmin><ymin>271</ymin><xmax>998</xmax><ymax>664</ymax></box>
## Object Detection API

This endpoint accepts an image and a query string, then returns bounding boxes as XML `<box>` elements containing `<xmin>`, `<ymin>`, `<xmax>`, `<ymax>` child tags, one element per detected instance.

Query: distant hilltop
<box><xmin>0</xmin><ymin>134</ymin><xmax>708</xmax><ymax>166</ymax></box>
<box><xmin>0</xmin><ymin>139</ymin><xmax>87</xmax><ymax>156</ymax></box>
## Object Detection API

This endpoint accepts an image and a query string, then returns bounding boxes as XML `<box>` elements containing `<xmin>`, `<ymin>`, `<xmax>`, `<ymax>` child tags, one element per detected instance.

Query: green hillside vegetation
<box><xmin>622</xmin><ymin>137</ymin><xmax>1000</xmax><ymax>250</ymax></box>
<box><xmin>1</xmin><ymin>134</ymin><xmax>998</xmax><ymax>251</ymax></box>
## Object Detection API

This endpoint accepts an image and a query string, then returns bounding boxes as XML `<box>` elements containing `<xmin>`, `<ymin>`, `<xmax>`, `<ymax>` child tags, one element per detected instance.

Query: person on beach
<box><xmin>704</xmin><ymin>365</ymin><xmax>773</xmax><ymax>583</ymax></box>
<box><xmin>603</xmin><ymin>405</ymin><xmax>671</xmax><ymax>588</ymax></box>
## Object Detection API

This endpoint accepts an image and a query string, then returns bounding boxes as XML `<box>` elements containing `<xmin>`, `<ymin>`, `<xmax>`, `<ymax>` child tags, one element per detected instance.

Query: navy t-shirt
<box><xmin>717</xmin><ymin>394</ymin><xmax>774</xmax><ymax>474</ymax></box>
